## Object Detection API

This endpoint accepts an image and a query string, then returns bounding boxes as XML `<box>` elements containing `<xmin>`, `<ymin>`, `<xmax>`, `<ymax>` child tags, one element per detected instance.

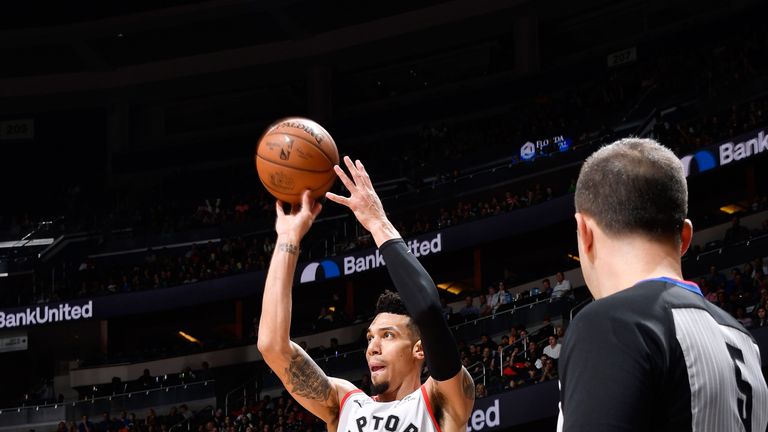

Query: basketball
<box><xmin>255</xmin><ymin>117</ymin><xmax>339</xmax><ymax>204</ymax></box>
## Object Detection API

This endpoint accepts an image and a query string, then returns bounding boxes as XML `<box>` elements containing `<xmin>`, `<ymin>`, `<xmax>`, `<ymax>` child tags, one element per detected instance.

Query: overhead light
<box><xmin>436</xmin><ymin>282</ymin><xmax>463</xmax><ymax>295</ymax></box>
<box><xmin>719</xmin><ymin>204</ymin><xmax>745</xmax><ymax>214</ymax></box>
<box><xmin>178</xmin><ymin>331</ymin><xmax>201</xmax><ymax>344</ymax></box>
<box><xmin>567</xmin><ymin>254</ymin><xmax>580</xmax><ymax>262</ymax></box>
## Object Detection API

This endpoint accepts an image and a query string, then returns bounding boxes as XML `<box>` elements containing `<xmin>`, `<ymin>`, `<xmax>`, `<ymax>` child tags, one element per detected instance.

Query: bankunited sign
<box><xmin>680</xmin><ymin>127</ymin><xmax>768</xmax><ymax>177</ymax></box>
<box><xmin>0</xmin><ymin>301</ymin><xmax>93</xmax><ymax>329</ymax></box>
<box><xmin>0</xmin><ymin>195</ymin><xmax>576</xmax><ymax>328</ymax></box>
<box><xmin>299</xmin><ymin>233</ymin><xmax>443</xmax><ymax>283</ymax></box>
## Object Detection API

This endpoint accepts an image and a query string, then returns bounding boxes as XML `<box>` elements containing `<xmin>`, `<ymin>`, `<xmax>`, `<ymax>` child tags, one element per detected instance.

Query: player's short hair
<box><xmin>575</xmin><ymin>138</ymin><xmax>688</xmax><ymax>244</ymax></box>
<box><xmin>375</xmin><ymin>290</ymin><xmax>420</xmax><ymax>339</ymax></box>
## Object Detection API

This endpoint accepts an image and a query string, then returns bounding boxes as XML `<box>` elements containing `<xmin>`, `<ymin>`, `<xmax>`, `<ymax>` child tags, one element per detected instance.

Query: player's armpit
<box><xmin>427</xmin><ymin>367</ymin><xmax>475</xmax><ymax>428</ymax></box>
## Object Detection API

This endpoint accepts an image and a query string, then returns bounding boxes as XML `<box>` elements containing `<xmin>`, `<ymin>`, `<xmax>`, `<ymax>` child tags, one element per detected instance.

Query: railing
<box><xmin>569</xmin><ymin>298</ymin><xmax>593</xmax><ymax>321</ymax></box>
<box><xmin>0</xmin><ymin>381</ymin><xmax>215</xmax><ymax>430</ymax></box>
<box><xmin>168</xmin><ymin>403</ymin><xmax>214</xmax><ymax>432</ymax></box>
<box><xmin>497</xmin><ymin>330</ymin><xmax>553</xmax><ymax>377</ymax></box>
<box><xmin>467</xmin><ymin>361</ymin><xmax>486</xmax><ymax>387</ymax></box>
<box><xmin>224</xmin><ymin>376</ymin><xmax>260</xmax><ymax>417</ymax></box>
<box><xmin>451</xmin><ymin>297</ymin><xmax>553</xmax><ymax>330</ymax></box>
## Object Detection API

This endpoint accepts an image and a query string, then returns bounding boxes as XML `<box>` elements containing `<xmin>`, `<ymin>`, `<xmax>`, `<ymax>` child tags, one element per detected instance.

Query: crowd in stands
<box><xmin>57</xmin><ymin>405</ymin><xmax>203</xmax><ymax>432</ymax></box>
<box><xmin>698</xmin><ymin>257</ymin><xmax>768</xmax><ymax>330</ymax></box>
<box><xmin>50</xmin><ymin>175</ymin><xmax>572</xmax><ymax>310</ymax></box>
<box><xmin>35</xmin><ymin>85</ymin><xmax>768</xmax><ymax>311</ymax></box>
<box><xmin>655</xmin><ymin>96</ymin><xmax>768</xmax><ymax>157</ymax></box>
<box><xmin>459</xmin><ymin>320</ymin><xmax>565</xmax><ymax>396</ymax></box>
<box><xmin>53</xmin><ymin>314</ymin><xmax>568</xmax><ymax>432</ymax></box>
<box><xmin>23</xmin><ymin>251</ymin><xmax>768</xmax><ymax>432</ymax></box>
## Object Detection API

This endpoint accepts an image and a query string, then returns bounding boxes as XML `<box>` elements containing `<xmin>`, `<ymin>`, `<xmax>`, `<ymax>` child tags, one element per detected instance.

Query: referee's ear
<box><xmin>680</xmin><ymin>219</ymin><xmax>693</xmax><ymax>256</ymax></box>
<box><xmin>574</xmin><ymin>213</ymin><xmax>593</xmax><ymax>256</ymax></box>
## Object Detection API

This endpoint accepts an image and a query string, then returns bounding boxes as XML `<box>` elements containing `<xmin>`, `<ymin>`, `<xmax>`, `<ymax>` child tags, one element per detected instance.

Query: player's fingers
<box><xmin>355</xmin><ymin>159</ymin><xmax>373</xmax><ymax>187</ymax></box>
<box><xmin>325</xmin><ymin>192</ymin><xmax>352</xmax><ymax>207</ymax></box>
<box><xmin>275</xmin><ymin>200</ymin><xmax>285</xmax><ymax>216</ymax></box>
<box><xmin>333</xmin><ymin>165</ymin><xmax>357</xmax><ymax>192</ymax></box>
<box><xmin>301</xmin><ymin>190</ymin><xmax>312</xmax><ymax>214</ymax></box>
<box><xmin>311</xmin><ymin>202</ymin><xmax>323</xmax><ymax>219</ymax></box>
<box><xmin>343</xmin><ymin>155</ymin><xmax>363</xmax><ymax>184</ymax></box>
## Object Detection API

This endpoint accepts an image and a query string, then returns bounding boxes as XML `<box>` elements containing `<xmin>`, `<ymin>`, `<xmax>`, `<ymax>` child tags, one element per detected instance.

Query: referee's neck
<box><xmin>590</xmin><ymin>237</ymin><xmax>683</xmax><ymax>299</ymax></box>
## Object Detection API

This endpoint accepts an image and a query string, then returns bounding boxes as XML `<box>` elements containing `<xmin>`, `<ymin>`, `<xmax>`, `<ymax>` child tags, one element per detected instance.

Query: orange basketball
<box><xmin>255</xmin><ymin>117</ymin><xmax>339</xmax><ymax>204</ymax></box>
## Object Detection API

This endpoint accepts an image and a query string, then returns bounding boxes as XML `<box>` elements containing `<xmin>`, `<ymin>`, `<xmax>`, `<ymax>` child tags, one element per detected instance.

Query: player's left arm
<box><xmin>326</xmin><ymin>156</ymin><xmax>474</xmax><ymax>426</ymax></box>
<box><xmin>377</xmin><ymin>237</ymin><xmax>474</xmax><ymax>426</ymax></box>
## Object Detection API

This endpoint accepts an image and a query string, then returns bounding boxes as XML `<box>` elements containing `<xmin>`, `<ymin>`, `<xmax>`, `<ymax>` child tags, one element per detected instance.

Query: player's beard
<box><xmin>370</xmin><ymin>381</ymin><xmax>389</xmax><ymax>396</ymax></box>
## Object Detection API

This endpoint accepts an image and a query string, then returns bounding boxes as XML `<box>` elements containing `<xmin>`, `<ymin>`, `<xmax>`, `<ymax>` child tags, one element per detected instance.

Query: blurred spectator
<box><xmin>551</xmin><ymin>272</ymin><xmax>571</xmax><ymax>300</ymax></box>
<box><xmin>724</xmin><ymin>216</ymin><xmax>750</xmax><ymax>244</ymax></box>
<box><xmin>459</xmin><ymin>296</ymin><xmax>479</xmax><ymax>321</ymax></box>
<box><xmin>478</xmin><ymin>294</ymin><xmax>492</xmax><ymax>317</ymax></box>
<box><xmin>137</xmin><ymin>369</ymin><xmax>154</xmax><ymax>388</ymax></box>
<box><xmin>539</xmin><ymin>357</ymin><xmax>558</xmax><ymax>382</ymax></box>
<box><xmin>536</xmin><ymin>317</ymin><xmax>555</xmax><ymax>343</ymax></box>
<box><xmin>180</xmin><ymin>405</ymin><xmax>193</xmax><ymax>421</ymax></box>
<box><xmin>542</xmin><ymin>336</ymin><xmax>561</xmax><ymax>360</ymax></box>
<box><xmin>440</xmin><ymin>297</ymin><xmax>453</xmax><ymax>322</ymax></box>
<box><xmin>97</xmin><ymin>412</ymin><xmax>112</xmax><ymax>432</ymax></box>
<box><xmin>755</xmin><ymin>306</ymin><xmax>767</xmax><ymax>328</ymax></box>
<box><xmin>487</xmin><ymin>285</ymin><xmax>501</xmax><ymax>314</ymax></box>
<box><xmin>475</xmin><ymin>383</ymin><xmax>487</xmax><ymax>399</ymax></box>
<box><xmin>541</xmin><ymin>279</ymin><xmax>552</xmax><ymax>298</ymax></box>
<box><xmin>197</xmin><ymin>362</ymin><xmax>212</xmax><ymax>381</ymax></box>
<box><xmin>496</xmin><ymin>282</ymin><xmax>513</xmax><ymax>312</ymax></box>
<box><xmin>78</xmin><ymin>416</ymin><xmax>95</xmax><ymax>432</ymax></box>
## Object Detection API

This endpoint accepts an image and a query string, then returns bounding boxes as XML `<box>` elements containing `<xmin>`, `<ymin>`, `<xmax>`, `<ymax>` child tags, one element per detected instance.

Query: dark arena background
<box><xmin>1</xmin><ymin>0</ymin><xmax>768</xmax><ymax>431</ymax></box>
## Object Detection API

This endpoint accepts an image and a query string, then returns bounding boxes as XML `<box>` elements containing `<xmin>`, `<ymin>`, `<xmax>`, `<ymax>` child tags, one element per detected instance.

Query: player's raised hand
<box><xmin>274</xmin><ymin>190</ymin><xmax>322</xmax><ymax>241</ymax></box>
<box><xmin>325</xmin><ymin>156</ymin><xmax>388</xmax><ymax>234</ymax></box>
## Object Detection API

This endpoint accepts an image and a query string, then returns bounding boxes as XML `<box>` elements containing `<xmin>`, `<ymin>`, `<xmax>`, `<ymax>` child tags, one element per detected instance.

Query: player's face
<box><xmin>365</xmin><ymin>313</ymin><xmax>422</xmax><ymax>394</ymax></box>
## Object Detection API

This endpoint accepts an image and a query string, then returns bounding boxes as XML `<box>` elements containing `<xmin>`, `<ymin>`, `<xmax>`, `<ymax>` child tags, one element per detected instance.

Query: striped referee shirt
<box><xmin>557</xmin><ymin>277</ymin><xmax>768</xmax><ymax>431</ymax></box>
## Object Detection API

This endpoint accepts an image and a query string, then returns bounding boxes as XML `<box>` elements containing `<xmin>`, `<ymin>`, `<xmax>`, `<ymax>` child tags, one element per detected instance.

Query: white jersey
<box><xmin>337</xmin><ymin>385</ymin><xmax>442</xmax><ymax>432</ymax></box>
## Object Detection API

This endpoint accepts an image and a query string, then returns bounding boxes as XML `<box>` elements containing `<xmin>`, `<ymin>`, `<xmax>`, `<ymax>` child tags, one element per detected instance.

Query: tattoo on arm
<box><xmin>462</xmin><ymin>369</ymin><xmax>475</xmax><ymax>400</ymax></box>
<box><xmin>278</xmin><ymin>243</ymin><xmax>300</xmax><ymax>255</ymax></box>
<box><xmin>285</xmin><ymin>350</ymin><xmax>332</xmax><ymax>401</ymax></box>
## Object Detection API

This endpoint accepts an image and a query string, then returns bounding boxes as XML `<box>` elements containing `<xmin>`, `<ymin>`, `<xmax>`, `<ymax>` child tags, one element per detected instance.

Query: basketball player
<box><xmin>258</xmin><ymin>156</ymin><xmax>474</xmax><ymax>432</ymax></box>
<box><xmin>558</xmin><ymin>138</ymin><xmax>768</xmax><ymax>431</ymax></box>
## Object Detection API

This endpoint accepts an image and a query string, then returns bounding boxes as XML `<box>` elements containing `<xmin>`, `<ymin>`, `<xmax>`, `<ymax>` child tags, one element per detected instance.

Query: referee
<box><xmin>558</xmin><ymin>138</ymin><xmax>768</xmax><ymax>431</ymax></box>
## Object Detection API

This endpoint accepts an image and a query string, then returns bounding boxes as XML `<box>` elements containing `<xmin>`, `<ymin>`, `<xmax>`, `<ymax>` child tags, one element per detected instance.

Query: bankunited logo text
<box><xmin>343</xmin><ymin>234</ymin><xmax>442</xmax><ymax>276</ymax></box>
<box><xmin>0</xmin><ymin>301</ymin><xmax>93</xmax><ymax>329</ymax></box>
<box><xmin>300</xmin><ymin>260</ymin><xmax>341</xmax><ymax>283</ymax></box>
<box><xmin>680</xmin><ymin>129</ymin><xmax>768</xmax><ymax>177</ymax></box>
<box><xmin>466</xmin><ymin>399</ymin><xmax>500</xmax><ymax>432</ymax></box>
<box><xmin>299</xmin><ymin>233</ymin><xmax>444</xmax><ymax>284</ymax></box>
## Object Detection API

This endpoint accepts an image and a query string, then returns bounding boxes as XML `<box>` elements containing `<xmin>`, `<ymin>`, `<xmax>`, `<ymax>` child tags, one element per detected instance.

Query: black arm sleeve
<box><xmin>379</xmin><ymin>238</ymin><xmax>462</xmax><ymax>381</ymax></box>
